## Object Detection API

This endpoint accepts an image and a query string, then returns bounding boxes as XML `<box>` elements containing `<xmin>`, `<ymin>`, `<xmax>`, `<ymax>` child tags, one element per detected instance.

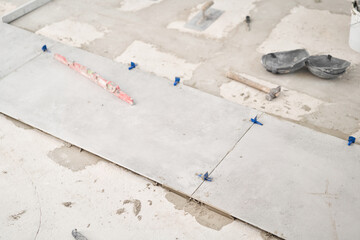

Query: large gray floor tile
<box><xmin>193</xmin><ymin>114</ymin><xmax>360</xmax><ymax>239</ymax></box>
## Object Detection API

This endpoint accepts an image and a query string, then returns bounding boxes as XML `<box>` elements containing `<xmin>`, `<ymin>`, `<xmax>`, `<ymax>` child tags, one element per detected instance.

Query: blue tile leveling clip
<box><xmin>348</xmin><ymin>136</ymin><xmax>356</xmax><ymax>146</ymax></box>
<box><xmin>128</xmin><ymin>62</ymin><xmax>136</xmax><ymax>70</ymax></box>
<box><xmin>41</xmin><ymin>45</ymin><xmax>48</xmax><ymax>52</ymax></box>
<box><xmin>174</xmin><ymin>77</ymin><xmax>180</xmax><ymax>86</ymax></box>
<box><xmin>198</xmin><ymin>172</ymin><xmax>213</xmax><ymax>182</ymax></box>
<box><xmin>251</xmin><ymin>115</ymin><xmax>263</xmax><ymax>126</ymax></box>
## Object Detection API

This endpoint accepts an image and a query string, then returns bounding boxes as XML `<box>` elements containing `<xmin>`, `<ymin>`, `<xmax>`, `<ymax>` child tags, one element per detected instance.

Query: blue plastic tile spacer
<box><xmin>198</xmin><ymin>171</ymin><xmax>213</xmax><ymax>182</ymax></box>
<box><xmin>348</xmin><ymin>136</ymin><xmax>356</xmax><ymax>146</ymax></box>
<box><xmin>128</xmin><ymin>62</ymin><xmax>136</xmax><ymax>70</ymax></box>
<box><xmin>174</xmin><ymin>77</ymin><xmax>180</xmax><ymax>86</ymax></box>
<box><xmin>41</xmin><ymin>45</ymin><xmax>48</xmax><ymax>52</ymax></box>
<box><xmin>251</xmin><ymin>115</ymin><xmax>263</xmax><ymax>126</ymax></box>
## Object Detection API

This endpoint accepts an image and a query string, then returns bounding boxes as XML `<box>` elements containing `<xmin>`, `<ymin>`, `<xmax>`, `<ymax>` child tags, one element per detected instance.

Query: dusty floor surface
<box><xmin>2</xmin><ymin>0</ymin><xmax>358</xmax><ymax>141</ymax></box>
<box><xmin>0</xmin><ymin>113</ymin><xmax>279</xmax><ymax>239</ymax></box>
<box><xmin>0</xmin><ymin>0</ymin><xmax>359</xmax><ymax>239</ymax></box>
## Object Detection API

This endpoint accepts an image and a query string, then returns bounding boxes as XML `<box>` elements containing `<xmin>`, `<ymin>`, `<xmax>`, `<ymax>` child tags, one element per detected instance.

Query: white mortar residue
<box><xmin>115</xmin><ymin>40</ymin><xmax>200</xmax><ymax>81</ymax></box>
<box><xmin>118</xmin><ymin>0</ymin><xmax>163</xmax><ymax>12</ymax></box>
<box><xmin>36</xmin><ymin>19</ymin><xmax>108</xmax><ymax>47</ymax></box>
<box><xmin>0</xmin><ymin>1</ymin><xmax>16</xmax><ymax>16</ymax></box>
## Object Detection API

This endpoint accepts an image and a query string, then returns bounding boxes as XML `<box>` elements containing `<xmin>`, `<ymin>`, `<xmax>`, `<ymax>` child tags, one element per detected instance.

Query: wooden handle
<box><xmin>226</xmin><ymin>71</ymin><xmax>270</xmax><ymax>93</ymax></box>
<box><xmin>202</xmin><ymin>1</ymin><xmax>214</xmax><ymax>12</ymax></box>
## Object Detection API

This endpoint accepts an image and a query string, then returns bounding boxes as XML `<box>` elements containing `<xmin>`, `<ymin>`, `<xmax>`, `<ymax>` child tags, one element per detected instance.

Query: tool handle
<box><xmin>226</xmin><ymin>71</ymin><xmax>270</xmax><ymax>93</ymax></box>
<box><xmin>202</xmin><ymin>1</ymin><xmax>214</xmax><ymax>12</ymax></box>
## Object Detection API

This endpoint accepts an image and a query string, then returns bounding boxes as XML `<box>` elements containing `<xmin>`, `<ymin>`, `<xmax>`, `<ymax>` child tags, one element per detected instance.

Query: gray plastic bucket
<box><xmin>349</xmin><ymin>2</ymin><xmax>360</xmax><ymax>53</ymax></box>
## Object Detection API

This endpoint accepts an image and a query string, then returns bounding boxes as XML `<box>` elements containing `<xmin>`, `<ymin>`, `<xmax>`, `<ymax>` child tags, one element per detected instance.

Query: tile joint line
<box><xmin>190</xmin><ymin>112</ymin><xmax>264</xmax><ymax>197</ymax></box>
<box><xmin>0</xmin><ymin>44</ymin><xmax>55</xmax><ymax>82</ymax></box>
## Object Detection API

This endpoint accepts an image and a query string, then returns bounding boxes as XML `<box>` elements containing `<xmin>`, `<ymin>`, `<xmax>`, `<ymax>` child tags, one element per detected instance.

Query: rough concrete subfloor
<box><xmin>1</xmin><ymin>20</ymin><xmax>360</xmax><ymax>240</ymax></box>
<box><xmin>0</xmin><ymin>0</ymin><xmax>359</xmax><ymax>239</ymax></box>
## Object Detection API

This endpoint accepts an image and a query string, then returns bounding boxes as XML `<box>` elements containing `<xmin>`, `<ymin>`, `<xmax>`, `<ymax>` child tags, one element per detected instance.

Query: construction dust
<box><xmin>9</xmin><ymin>210</ymin><xmax>26</xmax><ymax>220</ymax></box>
<box><xmin>62</xmin><ymin>202</ymin><xmax>73</xmax><ymax>208</ymax></box>
<box><xmin>2</xmin><ymin>114</ymin><xmax>32</xmax><ymax>130</ymax></box>
<box><xmin>165</xmin><ymin>192</ymin><xmax>233</xmax><ymax>231</ymax></box>
<box><xmin>116</xmin><ymin>208</ymin><xmax>125</xmax><ymax>215</ymax></box>
<box><xmin>301</xmin><ymin>105</ymin><xmax>311</xmax><ymax>112</ymax></box>
<box><xmin>123</xmin><ymin>199</ymin><xmax>142</xmax><ymax>216</ymax></box>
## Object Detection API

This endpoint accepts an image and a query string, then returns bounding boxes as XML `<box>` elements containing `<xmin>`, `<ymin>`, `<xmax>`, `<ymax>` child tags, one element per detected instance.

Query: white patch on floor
<box><xmin>258</xmin><ymin>6</ymin><xmax>360</xmax><ymax>64</ymax></box>
<box><xmin>118</xmin><ymin>0</ymin><xmax>163</xmax><ymax>12</ymax></box>
<box><xmin>115</xmin><ymin>40</ymin><xmax>200</xmax><ymax>81</ymax></box>
<box><xmin>35</xmin><ymin>19</ymin><xmax>108</xmax><ymax>47</ymax></box>
<box><xmin>0</xmin><ymin>1</ymin><xmax>16</xmax><ymax>16</ymax></box>
<box><xmin>167</xmin><ymin>0</ymin><xmax>257</xmax><ymax>39</ymax></box>
<box><xmin>220</xmin><ymin>73</ymin><xmax>323</xmax><ymax>121</ymax></box>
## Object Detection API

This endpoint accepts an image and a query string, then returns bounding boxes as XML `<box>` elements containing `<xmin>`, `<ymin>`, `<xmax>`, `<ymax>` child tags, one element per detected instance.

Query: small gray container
<box><xmin>306</xmin><ymin>55</ymin><xmax>350</xmax><ymax>79</ymax></box>
<box><xmin>261</xmin><ymin>49</ymin><xmax>310</xmax><ymax>74</ymax></box>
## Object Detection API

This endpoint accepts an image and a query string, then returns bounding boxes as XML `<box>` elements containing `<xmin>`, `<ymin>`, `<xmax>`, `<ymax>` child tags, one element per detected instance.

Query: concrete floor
<box><xmin>0</xmin><ymin>2</ymin><xmax>280</xmax><ymax>239</ymax></box>
<box><xmin>0</xmin><ymin>0</ymin><xmax>359</xmax><ymax>239</ymax></box>
<box><xmin>5</xmin><ymin>0</ymin><xmax>359</xmax><ymax>141</ymax></box>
